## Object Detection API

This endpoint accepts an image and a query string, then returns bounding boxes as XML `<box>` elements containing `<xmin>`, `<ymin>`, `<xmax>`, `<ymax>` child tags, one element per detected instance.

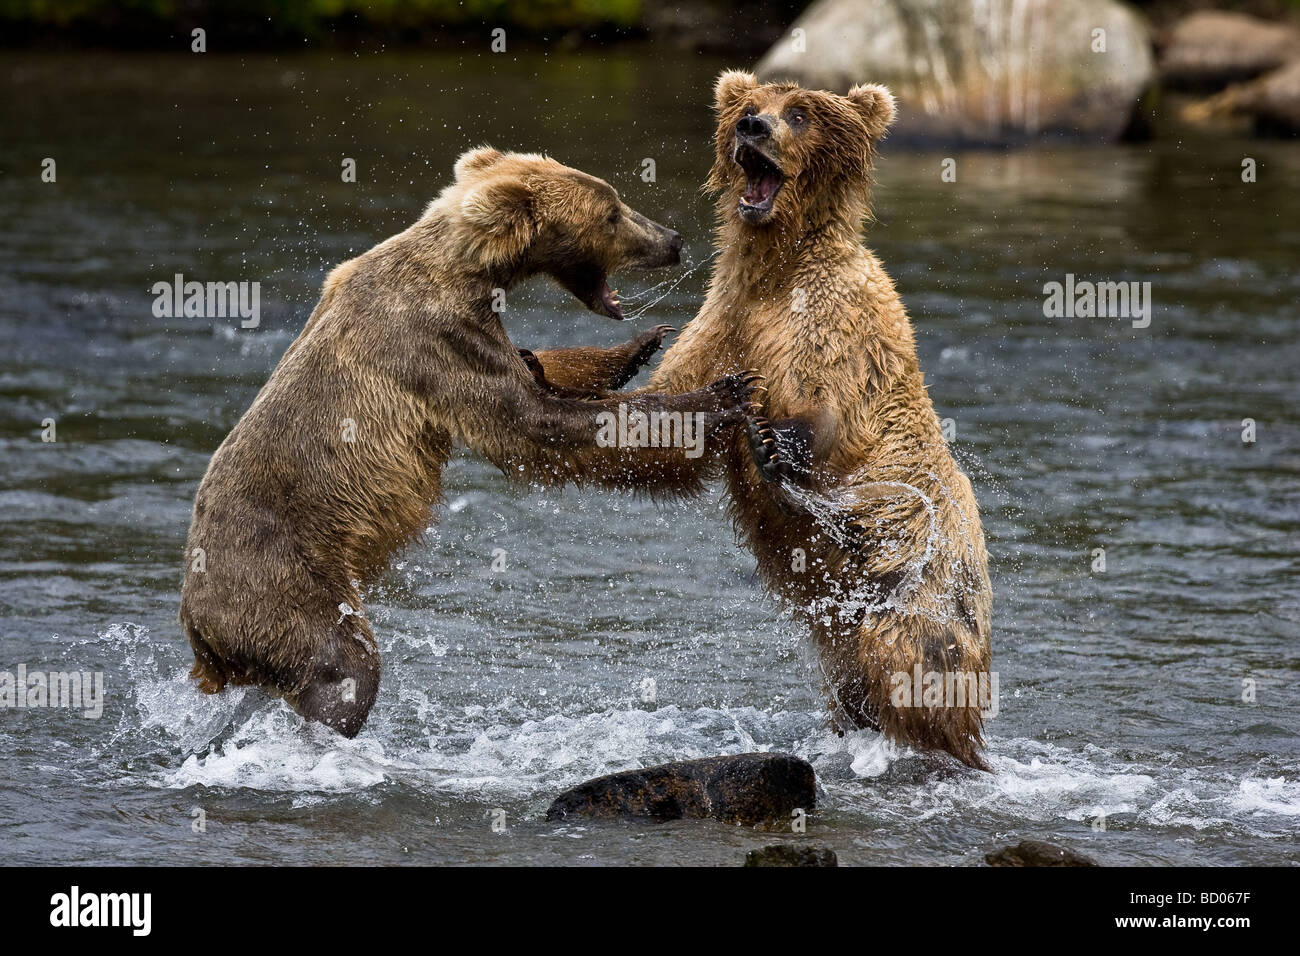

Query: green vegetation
<box><xmin>2</xmin><ymin>0</ymin><xmax>1297</xmax><ymax>48</ymax></box>
<box><xmin>0</xmin><ymin>0</ymin><xmax>644</xmax><ymax>44</ymax></box>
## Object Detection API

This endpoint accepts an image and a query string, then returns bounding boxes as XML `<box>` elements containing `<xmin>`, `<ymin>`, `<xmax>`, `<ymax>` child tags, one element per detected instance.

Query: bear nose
<box><xmin>736</xmin><ymin>114</ymin><xmax>773</xmax><ymax>140</ymax></box>
<box><xmin>667</xmin><ymin>230</ymin><xmax>682</xmax><ymax>253</ymax></box>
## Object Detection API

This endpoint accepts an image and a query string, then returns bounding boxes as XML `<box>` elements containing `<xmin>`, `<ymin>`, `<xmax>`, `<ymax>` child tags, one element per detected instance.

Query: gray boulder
<box><xmin>755</xmin><ymin>0</ymin><xmax>1155</xmax><ymax>145</ymax></box>
<box><xmin>1183</xmin><ymin>59</ymin><xmax>1300</xmax><ymax>136</ymax></box>
<box><xmin>1159</xmin><ymin>11</ymin><xmax>1300</xmax><ymax>89</ymax></box>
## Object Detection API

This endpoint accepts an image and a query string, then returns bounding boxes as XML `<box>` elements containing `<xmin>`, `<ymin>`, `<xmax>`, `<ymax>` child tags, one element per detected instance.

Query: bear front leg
<box><xmin>475</xmin><ymin>368</ymin><xmax>762</xmax><ymax>496</ymax></box>
<box><xmin>744</xmin><ymin>406</ymin><xmax>870</xmax><ymax>546</ymax></box>
<box><xmin>744</xmin><ymin>403</ymin><xmax>841</xmax><ymax>485</ymax></box>
<box><xmin>517</xmin><ymin>348</ymin><xmax>606</xmax><ymax>399</ymax></box>
<box><xmin>287</xmin><ymin>616</ymin><xmax>381</xmax><ymax>738</ymax></box>
<box><xmin>520</xmin><ymin>370</ymin><xmax>759</xmax><ymax>448</ymax></box>
<box><xmin>528</xmin><ymin>324</ymin><xmax>675</xmax><ymax>392</ymax></box>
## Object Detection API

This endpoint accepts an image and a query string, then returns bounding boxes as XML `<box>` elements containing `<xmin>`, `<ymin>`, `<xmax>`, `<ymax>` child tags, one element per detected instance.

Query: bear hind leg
<box><xmin>184</xmin><ymin>623</ymin><xmax>229</xmax><ymax>695</ymax></box>
<box><xmin>815</xmin><ymin>618</ymin><xmax>991</xmax><ymax>771</ymax></box>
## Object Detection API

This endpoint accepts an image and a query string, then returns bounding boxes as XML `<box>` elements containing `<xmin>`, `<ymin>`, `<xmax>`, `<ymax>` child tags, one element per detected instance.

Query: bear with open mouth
<box><xmin>532</xmin><ymin>73</ymin><xmax>994</xmax><ymax>769</ymax></box>
<box><xmin>178</xmin><ymin>148</ymin><xmax>759</xmax><ymax>736</ymax></box>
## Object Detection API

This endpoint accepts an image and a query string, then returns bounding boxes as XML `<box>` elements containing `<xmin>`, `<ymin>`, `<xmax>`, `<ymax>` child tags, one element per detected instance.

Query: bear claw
<box><xmin>745</xmin><ymin>412</ymin><xmax>790</xmax><ymax>483</ymax></box>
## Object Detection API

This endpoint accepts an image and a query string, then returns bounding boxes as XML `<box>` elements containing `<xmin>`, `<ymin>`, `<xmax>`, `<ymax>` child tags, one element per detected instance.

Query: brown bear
<box><xmin>179</xmin><ymin>148</ymin><xmax>759</xmax><ymax>737</ymax></box>
<box><xmin>528</xmin><ymin>74</ymin><xmax>994</xmax><ymax>769</ymax></box>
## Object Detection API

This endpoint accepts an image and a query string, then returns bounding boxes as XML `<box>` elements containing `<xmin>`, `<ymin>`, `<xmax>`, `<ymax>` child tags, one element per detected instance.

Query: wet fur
<box><xmin>535</xmin><ymin>75</ymin><xmax>994</xmax><ymax>768</ymax></box>
<box><xmin>179</xmin><ymin>150</ymin><xmax>752</xmax><ymax>736</ymax></box>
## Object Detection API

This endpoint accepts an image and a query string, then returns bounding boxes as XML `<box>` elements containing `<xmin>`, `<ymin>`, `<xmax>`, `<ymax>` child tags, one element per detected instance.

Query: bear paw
<box><xmin>696</xmin><ymin>371</ymin><xmax>764</xmax><ymax>430</ymax></box>
<box><xmin>613</xmin><ymin>324</ymin><xmax>677</xmax><ymax>388</ymax></box>
<box><xmin>630</xmin><ymin>324</ymin><xmax>676</xmax><ymax>369</ymax></box>
<box><xmin>746</xmin><ymin>409</ymin><xmax>792</xmax><ymax>484</ymax></box>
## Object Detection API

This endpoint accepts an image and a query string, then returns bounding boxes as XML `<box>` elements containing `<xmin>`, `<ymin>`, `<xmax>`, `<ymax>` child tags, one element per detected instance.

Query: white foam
<box><xmin>1231</xmin><ymin>776</ymin><xmax>1300</xmax><ymax>817</ymax></box>
<box><xmin>164</xmin><ymin>708</ymin><xmax>393</xmax><ymax>792</ymax></box>
<box><xmin>86</xmin><ymin>621</ymin><xmax>1300</xmax><ymax>842</ymax></box>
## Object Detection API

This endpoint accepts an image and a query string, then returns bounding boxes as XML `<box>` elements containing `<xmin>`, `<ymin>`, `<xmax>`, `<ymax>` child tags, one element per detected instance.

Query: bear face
<box><xmin>708</xmin><ymin>71</ymin><xmax>897</xmax><ymax>228</ymax></box>
<box><xmin>445</xmin><ymin>147</ymin><xmax>682</xmax><ymax>319</ymax></box>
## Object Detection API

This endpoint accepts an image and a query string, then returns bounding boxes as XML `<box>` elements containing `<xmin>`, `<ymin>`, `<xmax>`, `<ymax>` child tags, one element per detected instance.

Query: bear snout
<box><xmin>736</xmin><ymin>113</ymin><xmax>774</xmax><ymax>141</ymax></box>
<box><xmin>630</xmin><ymin>219</ymin><xmax>682</xmax><ymax>269</ymax></box>
<box><xmin>658</xmin><ymin>228</ymin><xmax>683</xmax><ymax>266</ymax></box>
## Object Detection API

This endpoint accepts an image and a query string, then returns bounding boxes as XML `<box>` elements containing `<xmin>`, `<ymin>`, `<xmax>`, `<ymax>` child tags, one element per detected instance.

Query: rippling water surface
<box><xmin>1</xmin><ymin>51</ymin><xmax>1297</xmax><ymax>865</ymax></box>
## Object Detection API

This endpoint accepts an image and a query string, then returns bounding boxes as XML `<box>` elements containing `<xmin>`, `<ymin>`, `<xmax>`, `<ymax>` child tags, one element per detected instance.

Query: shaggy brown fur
<box><xmin>532</xmin><ymin>74</ymin><xmax>994</xmax><ymax>769</ymax></box>
<box><xmin>179</xmin><ymin>149</ymin><xmax>757</xmax><ymax>736</ymax></box>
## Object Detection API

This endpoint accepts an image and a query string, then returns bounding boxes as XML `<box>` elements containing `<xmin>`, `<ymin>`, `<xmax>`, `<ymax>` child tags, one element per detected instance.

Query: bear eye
<box><xmin>788</xmin><ymin>110</ymin><xmax>807</xmax><ymax>128</ymax></box>
<box><xmin>607</xmin><ymin>208</ymin><xmax>621</xmax><ymax>225</ymax></box>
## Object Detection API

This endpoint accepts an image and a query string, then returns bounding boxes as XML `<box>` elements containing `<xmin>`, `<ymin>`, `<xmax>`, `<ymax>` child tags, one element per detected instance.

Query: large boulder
<box><xmin>546</xmin><ymin>753</ymin><xmax>816</xmax><ymax>826</ymax></box>
<box><xmin>1159</xmin><ymin>11</ymin><xmax>1300</xmax><ymax>90</ymax></box>
<box><xmin>1182</xmin><ymin>59</ymin><xmax>1300</xmax><ymax>137</ymax></box>
<box><xmin>755</xmin><ymin>0</ymin><xmax>1155</xmax><ymax>146</ymax></box>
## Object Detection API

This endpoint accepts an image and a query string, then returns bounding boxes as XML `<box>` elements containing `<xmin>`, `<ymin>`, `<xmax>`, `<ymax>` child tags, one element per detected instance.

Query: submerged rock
<box><xmin>755</xmin><ymin>0</ymin><xmax>1154</xmax><ymax>146</ymax></box>
<box><xmin>546</xmin><ymin>753</ymin><xmax>815</xmax><ymax>826</ymax></box>
<box><xmin>985</xmin><ymin>839</ymin><xmax>1099</xmax><ymax>867</ymax></box>
<box><xmin>1159</xmin><ymin>11</ymin><xmax>1300</xmax><ymax>90</ymax></box>
<box><xmin>744</xmin><ymin>843</ymin><xmax>838</xmax><ymax>867</ymax></box>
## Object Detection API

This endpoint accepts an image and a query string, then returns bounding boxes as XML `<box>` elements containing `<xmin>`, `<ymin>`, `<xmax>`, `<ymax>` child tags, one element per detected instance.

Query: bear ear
<box><xmin>454</xmin><ymin>146</ymin><xmax>505</xmax><ymax>181</ymax></box>
<box><xmin>459</xmin><ymin>176</ymin><xmax>537</xmax><ymax>265</ymax></box>
<box><xmin>846</xmin><ymin>83</ymin><xmax>897</xmax><ymax>140</ymax></box>
<box><xmin>714</xmin><ymin>70</ymin><xmax>758</xmax><ymax>110</ymax></box>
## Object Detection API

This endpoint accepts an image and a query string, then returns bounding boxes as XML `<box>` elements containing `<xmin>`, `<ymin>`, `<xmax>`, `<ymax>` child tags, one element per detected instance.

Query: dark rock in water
<box><xmin>985</xmin><ymin>839</ymin><xmax>1099</xmax><ymax>867</ymax></box>
<box><xmin>1159</xmin><ymin>11</ymin><xmax>1300</xmax><ymax>90</ymax></box>
<box><xmin>1093</xmin><ymin>811</ymin><xmax>1141</xmax><ymax>831</ymax></box>
<box><xmin>744</xmin><ymin>843</ymin><xmax>838</xmax><ymax>867</ymax></box>
<box><xmin>546</xmin><ymin>753</ymin><xmax>815</xmax><ymax>826</ymax></box>
<box><xmin>755</xmin><ymin>0</ymin><xmax>1154</xmax><ymax>146</ymax></box>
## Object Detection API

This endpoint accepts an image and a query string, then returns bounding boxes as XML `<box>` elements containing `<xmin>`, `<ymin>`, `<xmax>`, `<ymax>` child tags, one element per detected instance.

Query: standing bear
<box><xmin>529</xmin><ymin>74</ymin><xmax>994</xmax><ymax>769</ymax></box>
<box><xmin>179</xmin><ymin>149</ymin><xmax>758</xmax><ymax>736</ymax></box>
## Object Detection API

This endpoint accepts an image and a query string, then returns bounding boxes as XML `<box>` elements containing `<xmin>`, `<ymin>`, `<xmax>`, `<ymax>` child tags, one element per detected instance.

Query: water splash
<box><xmin>773</xmin><ymin>469</ymin><xmax>973</xmax><ymax>634</ymax></box>
<box><xmin>20</xmin><ymin>619</ymin><xmax>1292</xmax><ymax>853</ymax></box>
<box><xmin>620</xmin><ymin>248</ymin><xmax>721</xmax><ymax>320</ymax></box>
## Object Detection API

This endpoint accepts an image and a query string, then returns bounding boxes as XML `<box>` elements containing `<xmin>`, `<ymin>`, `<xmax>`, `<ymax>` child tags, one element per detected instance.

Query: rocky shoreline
<box><xmin>6</xmin><ymin>2</ymin><xmax>1297</xmax><ymax>140</ymax></box>
<box><xmin>755</xmin><ymin>1</ymin><xmax>1300</xmax><ymax>144</ymax></box>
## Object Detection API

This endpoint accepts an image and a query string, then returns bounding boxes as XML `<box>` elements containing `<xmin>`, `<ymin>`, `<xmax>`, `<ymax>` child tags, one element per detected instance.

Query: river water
<box><xmin>1</xmin><ymin>50</ymin><xmax>1297</xmax><ymax>866</ymax></box>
